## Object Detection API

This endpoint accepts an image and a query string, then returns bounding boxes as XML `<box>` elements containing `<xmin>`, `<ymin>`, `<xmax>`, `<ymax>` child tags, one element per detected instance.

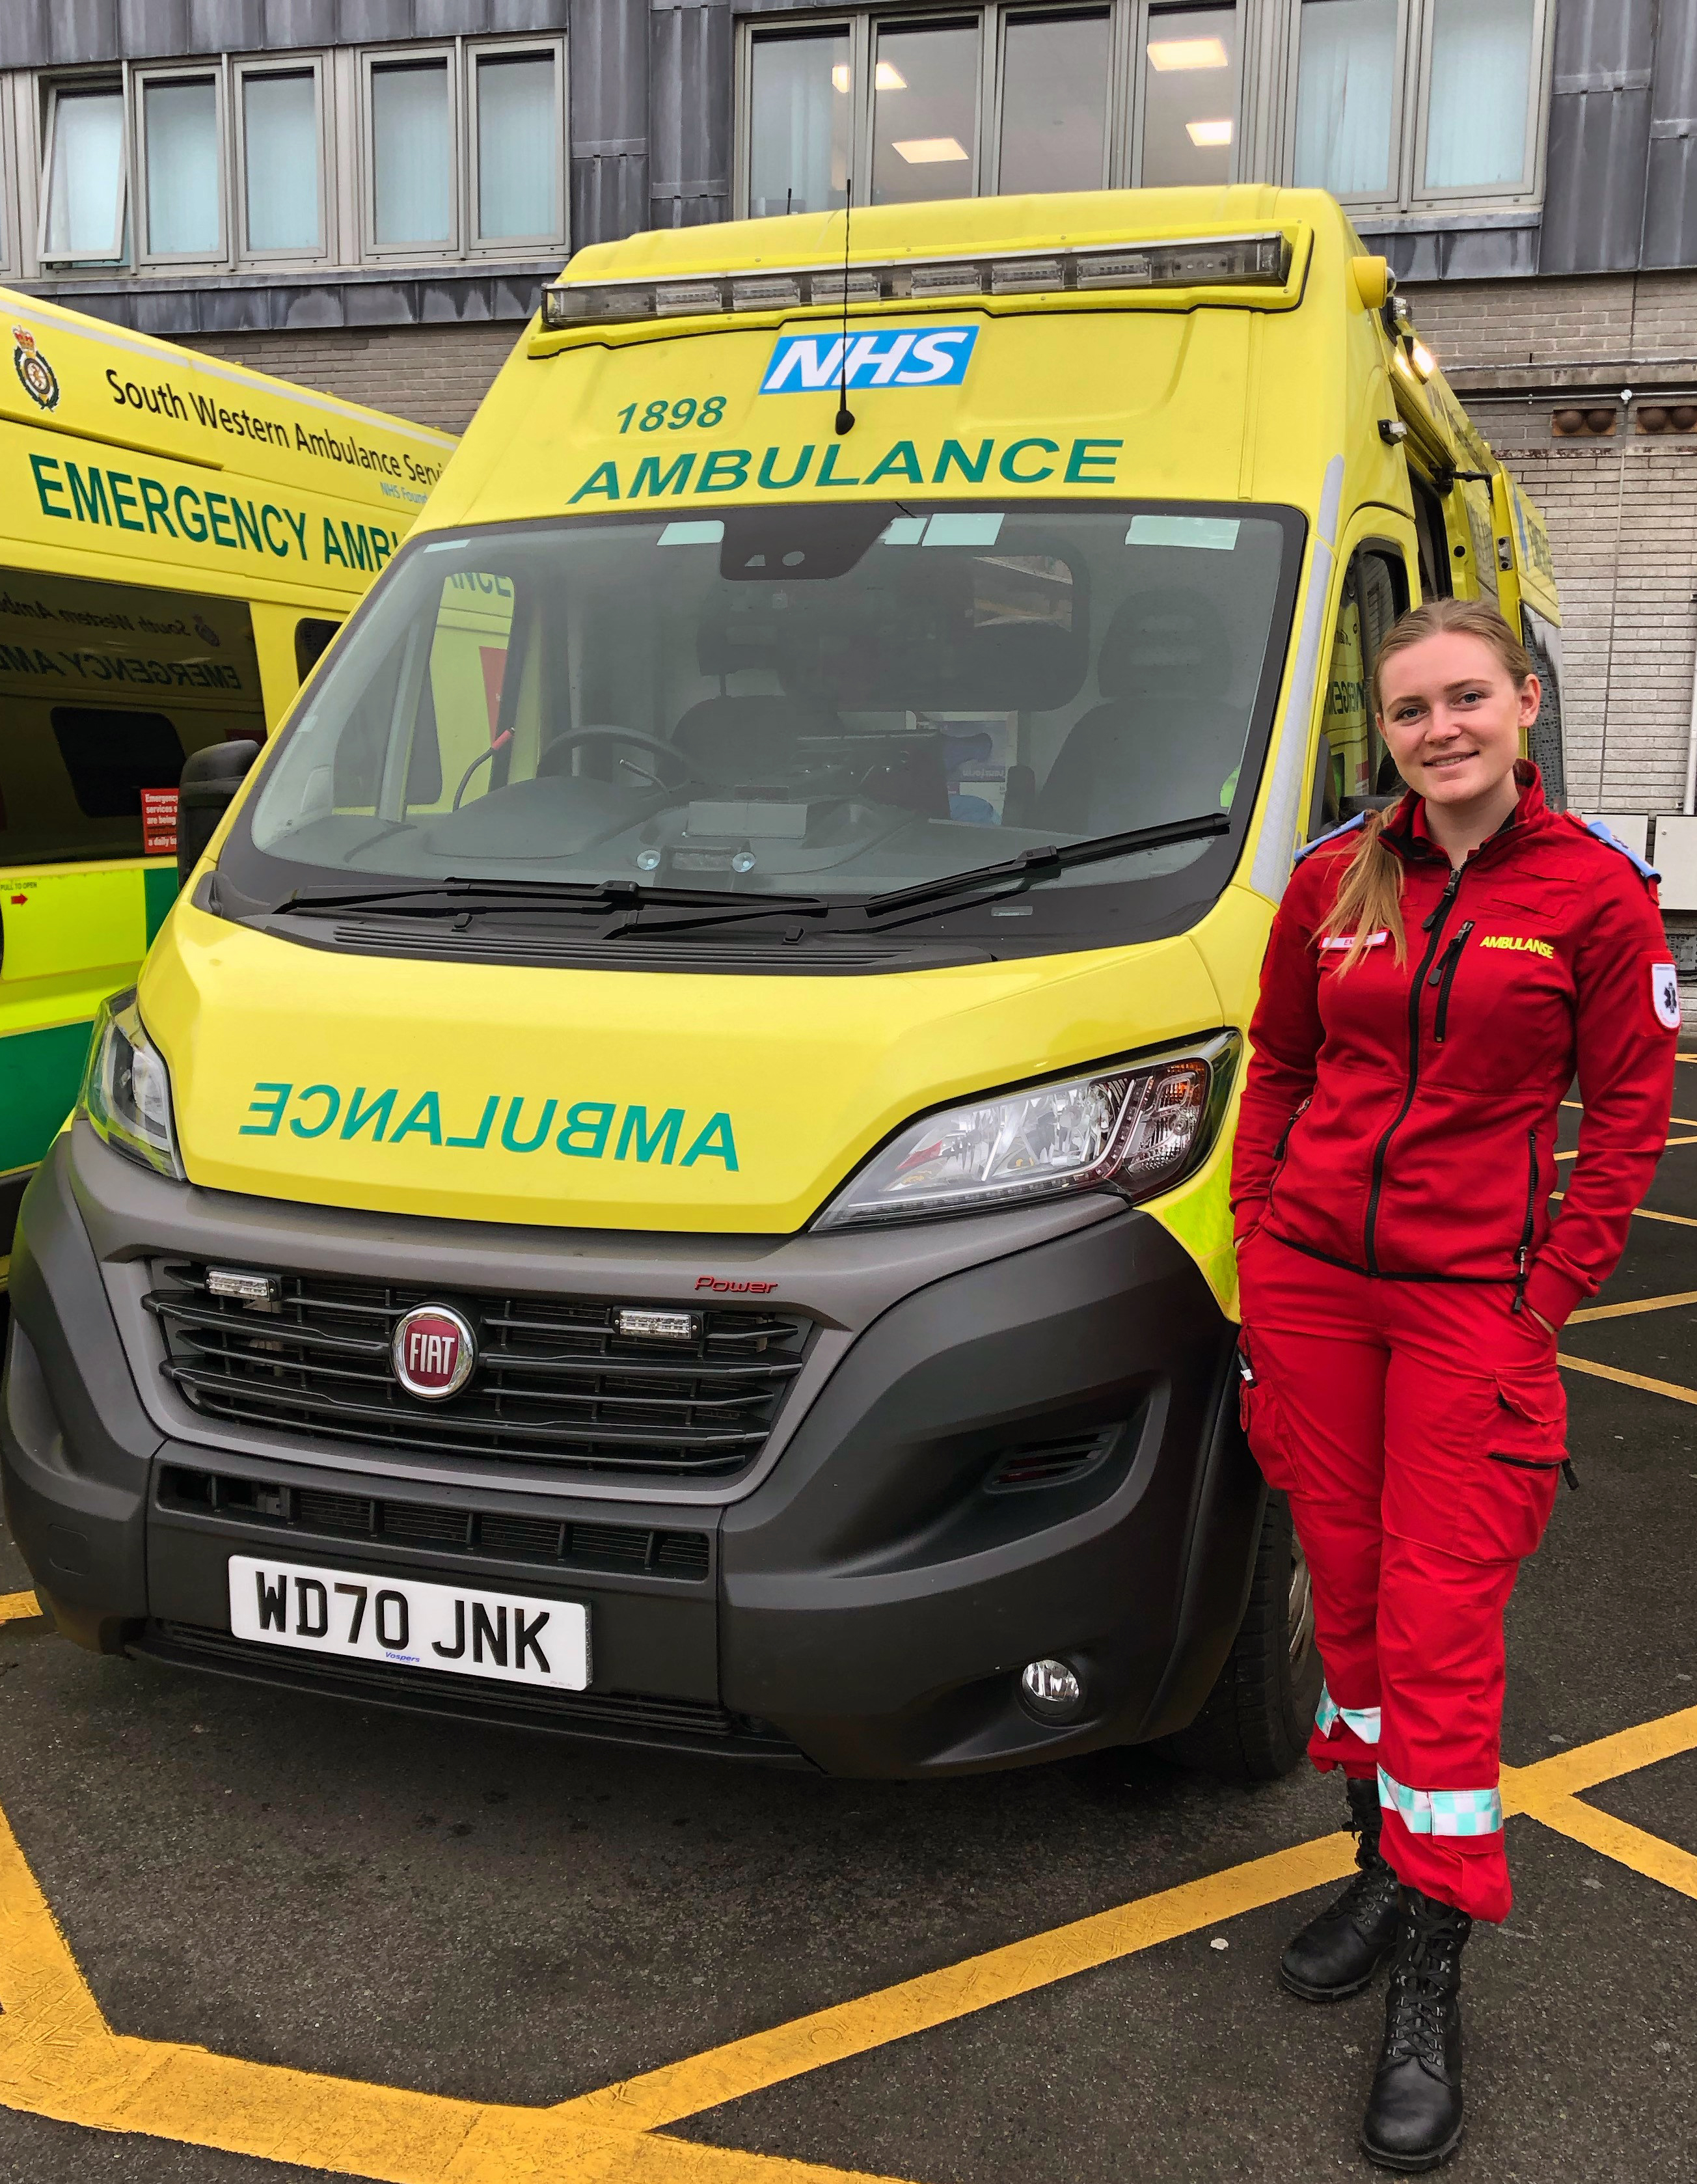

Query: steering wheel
<box><xmin>537</xmin><ymin>726</ymin><xmax>698</xmax><ymax>784</ymax></box>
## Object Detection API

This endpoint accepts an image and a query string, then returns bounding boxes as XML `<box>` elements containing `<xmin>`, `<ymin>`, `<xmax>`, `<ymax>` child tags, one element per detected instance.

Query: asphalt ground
<box><xmin>1</xmin><ymin>1056</ymin><xmax>1694</xmax><ymax>2183</ymax></box>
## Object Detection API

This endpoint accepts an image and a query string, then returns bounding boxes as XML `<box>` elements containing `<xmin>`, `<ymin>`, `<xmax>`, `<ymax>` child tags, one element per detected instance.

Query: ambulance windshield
<box><xmin>243</xmin><ymin>502</ymin><xmax>1299</xmax><ymax>915</ymax></box>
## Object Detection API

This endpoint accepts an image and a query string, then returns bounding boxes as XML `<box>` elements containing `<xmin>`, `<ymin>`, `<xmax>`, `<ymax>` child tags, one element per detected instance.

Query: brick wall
<box><xmin>1404</xmin><ymin>271</ymin><xmax>1697</xmax><ymax>817</ymax></box>
<box><xmin>1400</xmin><ymin>274</ymin><xmax>1697</xmax><ymax>374</ymax></box>
<box><xmin>181</xmin><ymin>323</ymin><xmax>524</xmax><ymax>437</ymax></box>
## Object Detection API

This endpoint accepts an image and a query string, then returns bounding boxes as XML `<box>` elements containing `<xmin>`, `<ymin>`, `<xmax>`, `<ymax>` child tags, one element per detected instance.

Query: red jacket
<box><xmin>1232</xmin><ymin>765</ymin><xmax>1679</xmax><ymax>1329</ymax></box>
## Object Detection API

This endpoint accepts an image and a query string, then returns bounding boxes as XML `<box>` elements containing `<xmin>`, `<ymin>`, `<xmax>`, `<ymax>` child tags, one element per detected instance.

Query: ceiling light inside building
<box><xmin>1147</xmin><ymin>36</ymin><xmax>1230</xmax><ymax>70</ymax></box>
<box><xmin>893</xmin><ymin>137</ymin><xmax>969</xmax><ymax>162</ymax></box>
<box><xmin>874</xmin><ymin>61</ymin><xmax>908</xmax><ymax>90</ymax></box>
<box><xmin>1187</xmin><ymin>118</ymin><xmax>1234</xmax><ymax>147</ymax></box>
<box><xmin>832</xmin><ymin>63</ymin><xmax>850</xmax><ymax>93</ymax></box>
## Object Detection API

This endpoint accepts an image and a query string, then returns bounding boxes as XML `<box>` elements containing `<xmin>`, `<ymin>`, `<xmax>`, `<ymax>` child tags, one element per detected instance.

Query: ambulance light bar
<box><xmin>541</xmin><ymin>232</ymin><xmax>1291</xmax><ymax>332</ymax></box>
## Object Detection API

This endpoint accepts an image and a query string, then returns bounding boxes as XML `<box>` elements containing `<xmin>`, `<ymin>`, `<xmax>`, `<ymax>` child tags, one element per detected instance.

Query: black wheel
<box><xmin>1160</xmin><ymin>1489</ymin><xmax>1322</xmax><ymax>1782</ymax></box>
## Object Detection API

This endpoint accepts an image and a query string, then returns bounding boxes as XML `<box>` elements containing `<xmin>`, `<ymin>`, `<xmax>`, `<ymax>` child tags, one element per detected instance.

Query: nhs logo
<box><xmin>759</xmin><ymin>325</ymin><xmax>979</xmax><ymax>394</ymax></box>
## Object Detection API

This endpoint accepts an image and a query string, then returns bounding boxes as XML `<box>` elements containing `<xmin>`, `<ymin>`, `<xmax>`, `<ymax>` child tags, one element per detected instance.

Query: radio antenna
<box><xmin>835</xmin><ymin>177</ymin><xmax>855</xmax><ymax>436</ymax></box>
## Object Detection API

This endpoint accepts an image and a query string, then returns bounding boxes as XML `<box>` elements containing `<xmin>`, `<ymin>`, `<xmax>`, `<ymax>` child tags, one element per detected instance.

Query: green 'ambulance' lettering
<box><xmin>28</xmin><ymin>452</ymin><xmax>349</xmax><ymax>566</ymax></box>
<box><xmin>238</xmin><ymin>1082</ymin><xmax>741</xmax><ymax>1177</ymax></box>
<box><xmin>564</xmin><ymin>436</ymin><xmax>1122</xmax><ymax>506</ymax></box>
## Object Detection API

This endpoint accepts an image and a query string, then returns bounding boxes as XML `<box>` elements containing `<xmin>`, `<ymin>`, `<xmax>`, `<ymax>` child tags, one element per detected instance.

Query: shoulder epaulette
<box><xmin>1294</xmin><ymin>812</ymin><xmax>1369</xmax><ymax>864</ymax></box>
<box><xmin>1574</xmin><ymin>814</ymin><xmax>1660</xmax><ymax>882</ymax></box>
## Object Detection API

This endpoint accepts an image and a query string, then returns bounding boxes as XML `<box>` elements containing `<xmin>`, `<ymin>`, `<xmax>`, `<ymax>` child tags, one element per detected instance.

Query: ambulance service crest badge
<box><xmin>1651</xmin><ymin>961</ymin><xmax>1681</xmax><ymax>1031</ymax></box>
<box><xmin>12</xmin><ymin>325</ymin><xmax>59</xmax><ymax>412</ymax></box>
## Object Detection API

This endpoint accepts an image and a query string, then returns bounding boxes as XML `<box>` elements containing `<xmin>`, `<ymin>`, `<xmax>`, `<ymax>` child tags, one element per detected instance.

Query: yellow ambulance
<box><xmin>0</xmin><ymin>288</ymin><xmax>454</xmax><ymax>1281</ymax></box>
<box><xmin>4</xmin><ymin>189</ymin><xmax>1562</xmax><ymax>1779</ymax></box>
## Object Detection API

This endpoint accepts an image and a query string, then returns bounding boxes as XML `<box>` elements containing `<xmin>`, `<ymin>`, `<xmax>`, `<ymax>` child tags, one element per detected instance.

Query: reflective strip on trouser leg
<box><xmin>1378</xmin><ymin>1766</ymin><xmax>1502</xmax><ymax>1838</ymax></box>
<box><xmin>1316</xmin><ymin>1682</ymin><xmax>1381</xmax><ymax>1744</ymax></box>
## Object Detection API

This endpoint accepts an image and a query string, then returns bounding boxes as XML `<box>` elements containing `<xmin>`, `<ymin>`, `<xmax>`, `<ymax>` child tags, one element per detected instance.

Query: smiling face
<box><xmin>1376</xmin><ymin>630</ymin><xmax>1541</xmax><ymax>813</ymax></box>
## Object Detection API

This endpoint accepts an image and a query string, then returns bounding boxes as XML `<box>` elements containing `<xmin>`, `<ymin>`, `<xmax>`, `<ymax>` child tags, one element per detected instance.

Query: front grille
<box><xmin>158</xmin><ymin>1466</ymin><xmax>711</xmax><ymax>1580</ymax></box>
<box><xmin>134</xmin><ymin>1622</ymin><xmax>806</xmax><ymax>1760</ymax></box>
<box><xmin>145</xmin><ymin>1263</ymin><xmax>811</xmax><ymax>1481</ymax></box>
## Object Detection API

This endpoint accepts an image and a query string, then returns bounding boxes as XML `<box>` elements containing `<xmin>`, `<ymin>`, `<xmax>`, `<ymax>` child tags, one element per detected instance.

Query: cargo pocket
<box><xmin>1237</xmin><ymin>1330</ymin><xmax>1299</xmax><ymax>1493</ymax></box>
<box><xmin>1455</xmin><ymin>1364</ymin><xmax>1567</xmax><ymax>1563</ymax></box>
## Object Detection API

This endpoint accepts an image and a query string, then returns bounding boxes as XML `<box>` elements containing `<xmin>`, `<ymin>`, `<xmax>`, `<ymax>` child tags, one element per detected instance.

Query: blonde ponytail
<box><xmin>1315</xmin><ymin>808</ymin><xmax>1407</xmax><ymax>970</ymax></box>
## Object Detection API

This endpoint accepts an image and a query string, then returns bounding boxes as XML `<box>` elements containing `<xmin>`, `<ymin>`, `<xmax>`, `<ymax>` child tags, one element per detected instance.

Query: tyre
<box><xmin>1159</xmin><ymin>1488</ymin><xmax>1322</xmax><ymax>1782</ymax></box>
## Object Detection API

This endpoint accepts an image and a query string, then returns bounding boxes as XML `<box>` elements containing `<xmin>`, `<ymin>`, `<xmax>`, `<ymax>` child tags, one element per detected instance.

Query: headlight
<box><xmin>815</xmin><ymin>1038</ymin><xmax>1236</xmax><ymax>1229</ymax></box>
<box><xmin>80</xmin><ymin>989</ymin><xmax>183</xmax><ymax>1179</ymax></box>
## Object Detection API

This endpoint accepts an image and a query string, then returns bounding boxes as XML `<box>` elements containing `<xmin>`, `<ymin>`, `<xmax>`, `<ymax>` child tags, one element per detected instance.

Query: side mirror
<box><xmin>178</xmin><ymin>737</ymin><xmax>262</xmax><ymax>888</ymax></box>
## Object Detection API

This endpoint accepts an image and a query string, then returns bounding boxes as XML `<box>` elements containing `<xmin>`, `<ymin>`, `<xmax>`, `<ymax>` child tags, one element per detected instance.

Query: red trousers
<box><xmin>1236</xmin><ymin>1229</ymin><xmax>1568</xmax><ymax>1923</ymax></box>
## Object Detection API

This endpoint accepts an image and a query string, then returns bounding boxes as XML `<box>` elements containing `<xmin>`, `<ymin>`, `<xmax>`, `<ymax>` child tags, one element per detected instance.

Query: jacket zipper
<box><xmin>1363</xmin><ymin>862</ymin><xmax>1463</xmax><ymax>1274</ymax></box>
<box><xmin>1274</xmin><ymin>1097</ymin><xmax>1311</xmax><ymax>1162</ymax></box>
<box><xmin>1513</xmin><ymin>1126</ymin><xmax>1538</xmax><ymax>1305</ymax></box>
<box><xmin>1428</xmin><ymin>919</ymin><xmax>1475</xmax><ymax>1044</ymax></box>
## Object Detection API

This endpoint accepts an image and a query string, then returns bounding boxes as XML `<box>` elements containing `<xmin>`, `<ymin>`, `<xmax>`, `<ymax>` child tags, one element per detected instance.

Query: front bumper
<box><xmin>3</xmin><ymin>1123</ymin><xmax>1262</xmax><ymax>1776</ymax></box>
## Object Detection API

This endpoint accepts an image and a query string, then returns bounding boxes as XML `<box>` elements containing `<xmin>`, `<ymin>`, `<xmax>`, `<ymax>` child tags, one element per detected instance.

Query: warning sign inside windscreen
<box><xmin>141</xmin><ymin>787</ymin><xmax>178</xmax><ymax>856</ymax></box>
<box><xmin>759</xmin><ymin>326</ymin><xmax>978</xmax><ymax>394</ymax></box>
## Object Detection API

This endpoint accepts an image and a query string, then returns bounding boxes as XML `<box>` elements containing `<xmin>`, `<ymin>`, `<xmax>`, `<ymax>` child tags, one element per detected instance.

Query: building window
<box><xmin>1294</xmin><ymin>0</ymin><xmax>1398</xmax><ymax>199</ymax></box>
<box><xmin>738</xmin><ymin>0</ymin><xmax>1548</xmax><ymax>218</ymax></box>
<box><xmin>31</xmin><ymin>36</ymin><xmax>564</xmax><ymax>280</ymax></box>
<box><xmin>1292</xmin><ymin>0</ymin><xmax>1547</xmax><ymax>208</ymax></box>
<box><xmin>39</xmin><ymin>83</ymin><xmax>127</xmax><ymax>263</ymax></box>
<box><xmin>872</xmin><ymin>20</ymin><xmax>980</xmax><ymax>204</ymax></box>
<box><xmin>369</xmin><ymin>55</ymin><xmax>457</xmax><ymax>249</ymax></box>
<box><xmin>1422</xmin><ymin>0</ymin><xmax>1536</xmax><ymax>191</ymax></box>
<box><xmin>239</xmin><ymin>66</ymin><xmax>323</xmax><ymax>255</ymax></box>
<box><xmin>998</xmin><ymin>11</ymin><xmax>1111</xmax><ymax>194</ymax></box>
<box><xmin>741</xmin><ymin>3</ymin><xmax>1248</xmax><ymax>213</ymax></box>
<box><xmin>1141</xmin><ymin>5</ymin><xmax>1240</xmax><ymax>185</ymax></box>
<box><xmin>360</xmin><ymin>40</ymin><xmax>565</xmax><ymax>259</ymax></box>
<box><xmin>473</xmin><ymin>49</ymin><xmax>562</xmax><ymax>241</ymax></box>
<box><xmin>138</xmin><ymin>72</ymin><xmax>223</xmax><ymax>260</ymax></box>
<box><xmin>748</xmin><ymin>29</ymin><xmax>852</xmax><ymax>216</ymax></box>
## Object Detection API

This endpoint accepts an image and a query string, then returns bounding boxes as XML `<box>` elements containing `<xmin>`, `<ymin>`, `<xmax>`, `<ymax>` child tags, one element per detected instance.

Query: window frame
<box><xmin>360</xmin><ymin>42</ymin><xmax>463</xmax><ymax>261</ymax></box>
<box><xmin>869</xmin><ymin>11</ymin><xmax>987</xmax><ymax>206</ymax></box>
<box><xmin>232</xmin><ymin>53</ymin><xmax>333</xmax><ymax>267</ymax></box>
<box><xmin>734</xmin><ymin>0</ymin><xmax>1553</xmax><ymax>222</ymax></box>
<box><xmin>1283</xmin><ymin>0</ymin><xmax>1553</xmax><ymax>216</ymax></box>
<box><xmin>735</xmin><ymin>1</ymin><xmax>1256</xmax><ymax>217</ymax></box>
<box><xmin>1132</xmin><ymin>0</ymin><xmax>1246</xmax><ymax>189</ymax></box>
<box><xmin>986</xmin><ymin>5</ymin><xmax>1119</xmax><ymax>195</ymax></box>
<box><xmin>132</xmin><ymin>58</ymin><xmax>228</xmax><ymax>269</ymax></box>
<box><xmin>465</xmin><ymin>34</ymin><xmax>569</xmax><ymax>254</ymax></box>
<box><xmin>36</xmin><ymin>73</ymin><xmax>129</xmax><ymax>267</ymax></box>
<box><xmin>1407</xmin><ymin>0</ymin><xmax>1551</xmax><ymax>209</ymax></box>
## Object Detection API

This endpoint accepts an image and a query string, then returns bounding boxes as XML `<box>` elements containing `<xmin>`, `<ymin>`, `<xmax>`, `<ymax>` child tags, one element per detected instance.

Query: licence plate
<box><xmin>227</xmin><ymin>1556</ymin><xmax>590</xmax><ymax>1690</ymax></box>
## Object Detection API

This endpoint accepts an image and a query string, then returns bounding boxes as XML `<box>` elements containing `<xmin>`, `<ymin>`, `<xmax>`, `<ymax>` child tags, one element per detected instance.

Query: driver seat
<box><xmin>1035</xmin><ymin>589</ymin><xmax>1241</xmax><ymax>834</ymax></box>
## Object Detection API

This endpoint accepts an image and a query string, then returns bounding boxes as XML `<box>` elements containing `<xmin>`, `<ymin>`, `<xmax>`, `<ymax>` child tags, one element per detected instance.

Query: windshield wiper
<box><xmin>275</xmin><ymin>877</ymin><xmax>828</xmax><ymax>919</ymax></box>
<box><xmin>860</xmin><ymin>812</ymin><xmax>1232</xmax><ymax>923</ymax></box>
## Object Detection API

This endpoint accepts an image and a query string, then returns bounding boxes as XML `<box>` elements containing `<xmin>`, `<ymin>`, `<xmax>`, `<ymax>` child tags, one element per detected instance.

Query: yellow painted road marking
<box><xmin>559</xmin><ymin>1834</ymin><xmax>1361</xmax><ymax>2133</ymax></box>
<box><xmin>1567</xmin><ymin>1290</ymin><xmax>1697</xmax><ymax>1324</ymax></box>
<box><xmin>0</xmin><ymin>1793</ymin><xmax>904</xmax><ymax>2184</ymax></box>
<box><xmin>3</xmin><ymin>1706</ymin><xmax>1697</xmax><ymax>2176</ymax></box>
<box><xmin>1504</xmin><ymin>1704</ymin><xmax>1697</xmax><ymax>1800</ymax></box>
<box><xmin>1556</xmin><ymin>1354</ymin><xmax>1697</xmax><ymax>1408</ymax></box>
<box><xmin>1525</xmin><ymin>1800</ymin><xmax>1697</xmax><ymax>1900</ymax></box>
<box><xmin>0</xmin><ymin>1590</ymin><xmax>42</xmax><ymax>1624</ymax></box>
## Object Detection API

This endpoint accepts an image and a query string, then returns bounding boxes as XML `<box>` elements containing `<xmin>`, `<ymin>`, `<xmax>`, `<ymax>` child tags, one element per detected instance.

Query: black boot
<box><xmin>1360</xmin><ymin>1888</ymin><xmax>1471</xmax><ymax>2173</ymax></box>
<box><xmin>1280</xmin><ymin>1775</ymin><xmax>1402</xmax><ymax>2001</ymax></box>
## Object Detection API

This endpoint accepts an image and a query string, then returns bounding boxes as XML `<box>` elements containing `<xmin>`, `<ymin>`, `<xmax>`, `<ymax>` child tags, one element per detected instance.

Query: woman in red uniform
<box><xmin>1232</xmin><ymin>598</ymin><xmax>1679</xmax><ymax>2172</ymax></box>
